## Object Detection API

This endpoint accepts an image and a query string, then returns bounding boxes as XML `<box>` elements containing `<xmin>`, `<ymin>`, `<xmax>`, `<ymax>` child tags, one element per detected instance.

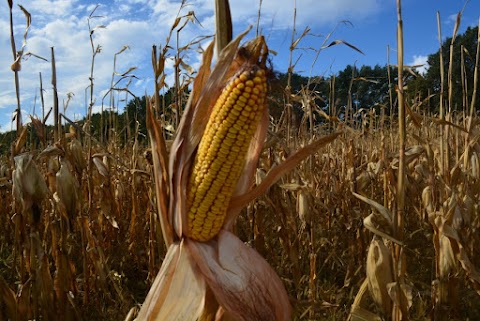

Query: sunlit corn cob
<box><xmin>186</xmin><ymin>67</ymin><xmax>268</xmax><ymax>241</ymax></box>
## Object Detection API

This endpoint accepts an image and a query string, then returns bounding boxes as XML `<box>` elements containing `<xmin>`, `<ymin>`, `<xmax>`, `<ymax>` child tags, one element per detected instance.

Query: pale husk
<box><xmin>187</xmin><ymin>230</ymin><xmax>292</xmax><ymax>321</ymax></box>
<box><xmin>366</xmin><ymin>237</ymin><xmax>394</xmax><ymax>318</ymax></box>
<box><xmin>135</xmin><ymin>240</ymin><xmax>206</xmax><ymax>321</ymax></box>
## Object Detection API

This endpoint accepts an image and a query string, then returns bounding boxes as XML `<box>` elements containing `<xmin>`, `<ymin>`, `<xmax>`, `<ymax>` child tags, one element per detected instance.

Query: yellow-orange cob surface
<box><xmin>186</xmin><ymin>66</ymin><xmax>267</xmax><ymax>241</ymax></box>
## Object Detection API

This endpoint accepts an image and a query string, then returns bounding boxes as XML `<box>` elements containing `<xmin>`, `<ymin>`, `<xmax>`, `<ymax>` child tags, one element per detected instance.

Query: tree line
<box><xmin>1</xmin><ymin>26</ymin><xmax>478</xmax><ymax>155</ymax></box>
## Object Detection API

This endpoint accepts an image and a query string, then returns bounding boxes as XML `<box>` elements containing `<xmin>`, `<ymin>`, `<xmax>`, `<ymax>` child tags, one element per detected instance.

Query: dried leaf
<box><xmin>386</xmin><ymin>281</ymin><xmax>412</xmax><ymax>317</ymax></box>
<box><xmin>229</xmin><ymin>132</ymin><xmax>341</xmax><ymax>212</ymax></box>
<box><xmin>363</xmin><ymin>214</ymin><xmax>402</xmax><ymax>245</ymax></box>
<box><xmin>179</xmin><ymin>59</ymin><xmax>195</xmax><ymax>75</ymax></box>
<box><xmin>353</xmin><ymin>192</ymin><xmax>392</xmax><ymax>224</ymax></box>
<box><xmin>322</xmin><ymin>39</ymin><xmax>364</xmax><ymax>55</ymax></box>
<box><xmin>436</xmin><ymin>216</ymin><xmax>480</xmax><ymax>292</ymax></box>
<box><xmin>291</xmin><ymin>27</ymin><xmax>311</xmax><ymax>50</ymax></box>
<box><xmin>13</xmin><ymin>124</ymin><xmax>29</xmax><ymax>155</ymax></box>
<box><xmin>350</xmin><ymin>305</ymin><xmax>382</xmax><ymax>321</ymax></box>
<box><xmin>147</xmin><ymin>98</ymin><xmax>173</xmax><ymax>246</ymax></box>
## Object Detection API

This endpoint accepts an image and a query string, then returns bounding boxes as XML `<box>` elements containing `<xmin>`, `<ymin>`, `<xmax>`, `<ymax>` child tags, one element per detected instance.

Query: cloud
<box><xmin>410</xmin><ymin>55</ymin><xmax>429</xmax><ymax>75</ymax></box>
<box><xmin>27</xmin><ymin>0</ymin><xmax>78</xmax><ymax>17</ymax></box>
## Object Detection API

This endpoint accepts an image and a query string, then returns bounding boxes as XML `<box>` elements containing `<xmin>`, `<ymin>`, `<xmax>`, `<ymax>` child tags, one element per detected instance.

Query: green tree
<box><xmin>335</xmin><ymin>64</ymin><xmax>394</xmax><ymax>117</ymax></box>
<box><xmin>125</xmin><ymin>95</ymin><xmax>148</xmax><ymax>141</ymax></box>
<box><xmin>412</xmin><ymin>26</ymin><xmax>479</xmax><ymax>112</ymax></box>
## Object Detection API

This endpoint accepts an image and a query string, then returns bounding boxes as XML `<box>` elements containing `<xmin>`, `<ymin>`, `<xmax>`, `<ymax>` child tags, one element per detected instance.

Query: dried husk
<box><xmin>422</xmin><ymin>186</ymin><xmax>435</xmax><ymax>219</ymax></box>
<box><xmin>366</xmin><ymin>237</ymin><xmax>394</xmax><ymax>318</ymax></box>
<box><xmin>12</xmin><ymin>153</ymin><xmax>49</xmax><ymax>223</ymax></box>
<box><xmin>187</xmin><ymin>230</ymin><xmax>292</xmax><ymax>321</ymax></box>
<box><xmin>134</xmin><ymin>241</ymin><xmax>206</xmax><ymax>321</ymax></box>
<box><xmin>69</xmin><ymin>138</ymin><xmax>87</xmax><ymax>172</ymax></box>
<box><xmin>56</xmin><ymin>159</ymin><xmax>78</xmax><ymax>222</ymax></box>
<box><xmin>297</xmin><ymin>189</ymin><xmax>311</xmax><ymax>227</ymax></box>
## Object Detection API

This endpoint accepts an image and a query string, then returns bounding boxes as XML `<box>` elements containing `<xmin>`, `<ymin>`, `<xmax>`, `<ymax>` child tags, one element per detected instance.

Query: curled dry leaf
<box><xmin>363</xmin><ymin>214</ymin><xmax>402</xmax><ymax>245</ymax></box>
<box><xmin>352</xmin><ymin>192</ymin><xmax>392</xmax><ymax>225</ymax></box>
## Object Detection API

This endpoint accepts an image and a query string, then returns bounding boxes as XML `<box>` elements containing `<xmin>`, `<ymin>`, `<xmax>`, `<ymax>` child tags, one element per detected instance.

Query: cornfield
<box><xmin>1</xmin><ymin>0</ymin><xmax>480</xmax><ymax>320</ymax></box>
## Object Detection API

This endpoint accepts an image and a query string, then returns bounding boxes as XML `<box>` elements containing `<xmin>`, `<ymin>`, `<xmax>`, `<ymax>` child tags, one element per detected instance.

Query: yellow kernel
<box><xmin>233</xmin><ymin>103</ymin><xmax>243</xmax><ymax>111</ymax></box>
<box><xmin>241</xmin><ymin>110</ymin><xmax>251</xmax><ymax>117</ymax></box>
<box><xmin>227</xmin><ymin>97</ymin><xmax>236</xmax><ymax>105</ymax></box>
<box><xmin>240</xmin><ymin>73</ymin><xmax>249</xmax><ymax>82</ymax></box>
<box><xmin>253</xmin><ymin>76</ymin><xmax>263</xmax><ymax>84</ymax></box>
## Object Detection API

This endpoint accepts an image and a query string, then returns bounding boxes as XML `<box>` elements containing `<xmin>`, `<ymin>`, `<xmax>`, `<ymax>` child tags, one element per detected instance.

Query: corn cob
<box><xmin>186</xmin><ymin>66</ymin><xmax>267</xmax><ymax>241</ymax></box>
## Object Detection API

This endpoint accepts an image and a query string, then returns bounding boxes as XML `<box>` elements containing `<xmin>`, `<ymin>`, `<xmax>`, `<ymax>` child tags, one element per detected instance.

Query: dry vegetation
<box><xmin>2</xmin><ymin>1</ymin><xmax>480</xmax><ymax>320</ymax></box>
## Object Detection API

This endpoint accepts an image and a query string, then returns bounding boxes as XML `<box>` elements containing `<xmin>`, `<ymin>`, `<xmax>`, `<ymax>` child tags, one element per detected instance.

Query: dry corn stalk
<box><xmin>136</xmin><ymin>29</ymin><xmax>339</xmax><ymax>321</ymax></box>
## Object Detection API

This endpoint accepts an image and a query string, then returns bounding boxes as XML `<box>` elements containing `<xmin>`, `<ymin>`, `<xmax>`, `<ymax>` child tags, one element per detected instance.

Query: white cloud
<box><xmin>410</xmin><ymin>55</ymin><xmax>429</xmax><ymax>75</ymax></box>
<box><xmin>27</xmin><ymin>0</ymin><xmax>78</xmax><ymax>17</ymax></box>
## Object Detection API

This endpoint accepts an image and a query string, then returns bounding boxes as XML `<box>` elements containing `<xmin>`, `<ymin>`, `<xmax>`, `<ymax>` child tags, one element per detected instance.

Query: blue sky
<box><xmin>0</xmin><ymin>0</ymin><xmax>479</xmax><ymax>132</ymax></box>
